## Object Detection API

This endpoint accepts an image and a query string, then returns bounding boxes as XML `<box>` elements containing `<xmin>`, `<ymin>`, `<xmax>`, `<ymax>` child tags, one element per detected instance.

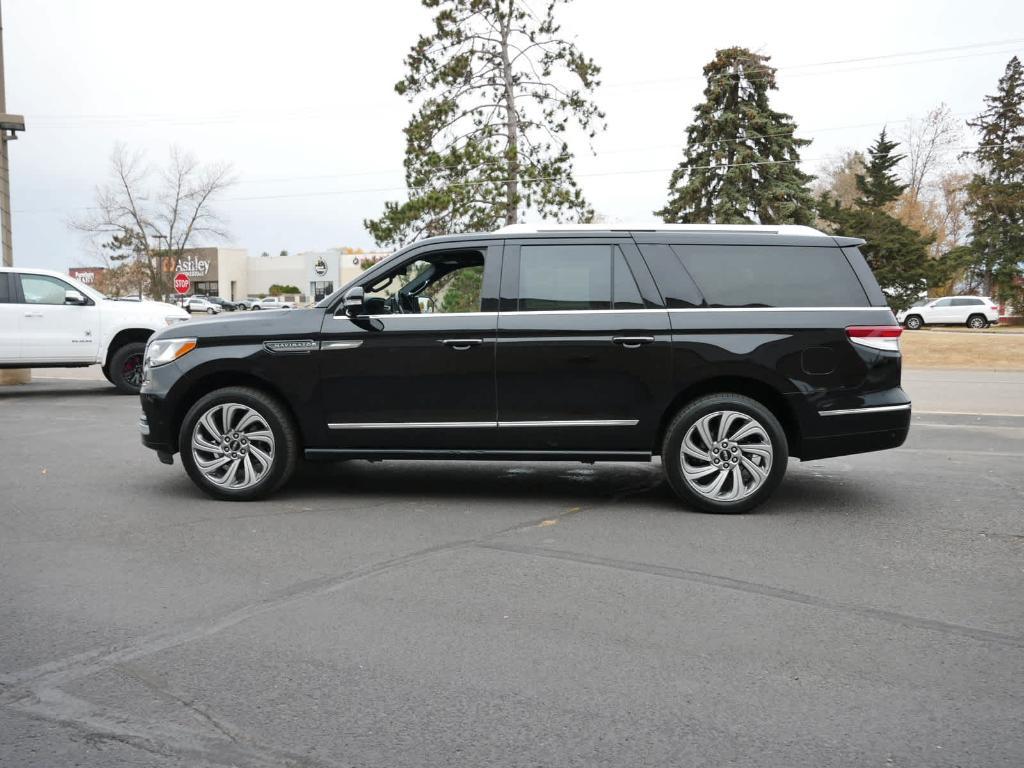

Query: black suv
<box><xmin>139</xmin><ymin>225</ymin><xmax>910</xmax><ymax>513</ymax></box>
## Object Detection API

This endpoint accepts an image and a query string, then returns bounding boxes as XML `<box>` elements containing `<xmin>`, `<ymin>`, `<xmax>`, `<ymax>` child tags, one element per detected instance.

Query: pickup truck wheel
<box><xmin>109</xmin><ymin>342</ymin><xmax>146</xmax><ymax>395</ymax></box>
<box><xmin>179</xmin><ymin>387</ymin><xmax>299</xmax><ymax>500</ymax></box>
<box><xmin>100</xmin><ymin>364</ymin><xmax>114</xmax><ymax>385</ymax></box>
<box><xmin>662</xmin><ymin>393</ymin><xmax>788</xmax><ymax>514</ymax></box>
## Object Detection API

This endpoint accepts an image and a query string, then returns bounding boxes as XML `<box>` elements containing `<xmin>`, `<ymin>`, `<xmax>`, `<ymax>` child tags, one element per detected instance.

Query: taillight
<box><xmin>847</xmin><ymin>325</ymin><xmax>902</xmax><ymax>352</ymax></box>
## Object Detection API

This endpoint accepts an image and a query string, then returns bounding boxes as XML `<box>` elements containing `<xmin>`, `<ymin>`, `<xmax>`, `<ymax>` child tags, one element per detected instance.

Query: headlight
<box><xmin>145</xmin><ymin>338</ymin><xmax>197</xmax><ymax>368</ymax></box>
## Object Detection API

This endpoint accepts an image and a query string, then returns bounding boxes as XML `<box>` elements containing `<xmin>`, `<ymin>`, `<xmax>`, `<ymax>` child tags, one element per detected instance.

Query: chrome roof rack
<box><xmin>494</xmin><ymin>222</ymin><xmax>827</xmax><ymax>236</ymax></box>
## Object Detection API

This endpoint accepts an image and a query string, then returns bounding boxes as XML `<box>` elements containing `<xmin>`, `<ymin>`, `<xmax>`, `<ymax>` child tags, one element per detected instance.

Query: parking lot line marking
<box><xmin>477</xmin><ymin>542</ymin><xmax>1024</xmax><ymax>649</ymax></box>
<box><xmin>914</xmin><ymin>410</ymin><xmax>1024</xmax><ymax>417</ymax></box>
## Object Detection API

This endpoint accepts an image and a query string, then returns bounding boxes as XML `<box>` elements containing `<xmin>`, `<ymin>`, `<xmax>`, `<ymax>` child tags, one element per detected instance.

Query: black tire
<box><xmin>967</xmin><ymin>314</ymin><xmax>987</xmax><ymax>329</ymax></box>
<box><xmin>661</xmin><ymin>393</ymin><xmax>788</xmax><ymax>514</ymax></box>
<box><xmin>252</xmin><ymin>304</ymin><xmax>261</xmax><ymax>310</ymax></box>
<box><xmin>207</xmin><ymin>307</ymin><xmax>216</xmax><ymax>315</ymax></box>
<box><xmin>100</xmin><ymin>364</ymin><xmax>114</xmax><ymax>385</ymax></box>
<box><xmin>904</xmin><ymin>315</ymin><xmax>923</xmax><ymax>330</ymax></box>
<box><xmin>178</xmin><ymin>386</ymin><xmax>299</xmax><ymax>501</ymax></box>
<box><xmin>109</xmin><ymin>342</ymin><xmax>146</xmax><ymax>395</ymax></box>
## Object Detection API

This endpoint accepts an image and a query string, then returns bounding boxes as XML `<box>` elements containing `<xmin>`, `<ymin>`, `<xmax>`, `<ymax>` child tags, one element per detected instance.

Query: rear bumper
<box><xmin>798</xmin><ymin>402</ymin><xmax>911</xmax><ymax>461</ymax></box>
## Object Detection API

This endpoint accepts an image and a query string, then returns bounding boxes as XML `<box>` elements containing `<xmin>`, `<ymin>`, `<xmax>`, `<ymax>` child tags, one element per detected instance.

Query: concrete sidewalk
<box><xmin>903</xmin><ymin>368</ymin><xmax>1024</xmax><ymax>416</ymax></box>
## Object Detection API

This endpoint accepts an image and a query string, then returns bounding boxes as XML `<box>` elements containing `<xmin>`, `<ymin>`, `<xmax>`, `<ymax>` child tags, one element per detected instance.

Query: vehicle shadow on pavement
<box><xmin>147</xmin><ymin>458</ymin><xmax>878</xmax><ymax>518</ymax></box>
<box><xmin>0</xmin><ymin>383</ymin><xmax>121</xmax><ymax>399</ymax></box>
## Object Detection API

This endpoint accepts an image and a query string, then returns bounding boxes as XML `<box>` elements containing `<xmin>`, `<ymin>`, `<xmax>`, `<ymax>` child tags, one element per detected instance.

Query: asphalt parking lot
<box><xmin>1</xmin><ymin>370</ymin><xmax>1022</xmax><ymax>767</ymax></box>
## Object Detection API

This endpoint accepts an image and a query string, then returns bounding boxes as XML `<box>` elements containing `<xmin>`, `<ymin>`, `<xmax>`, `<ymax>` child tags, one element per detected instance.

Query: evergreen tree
<box><xmin>857</xmin><ymin>129</ymin><xmax>906</xmax><ymax>208</ymax></box>
<box><xmin>821</xmin><ymin>130</ymin><xmax>933</xmax><ymax>311</ymax></box>
<box><xmin>656</xmin><ymin>47</ymin><xmax>815</xmax><ymax>225</ymax></box>
<box><xmin>963</xmin><ymin>56</ymin><xmax>1024</xmax><ymax>300</ymax></box>
<box><xmin>366</xmin><ymin>0</ymin><xmax>603</xmax><ymax>248</ymax></box>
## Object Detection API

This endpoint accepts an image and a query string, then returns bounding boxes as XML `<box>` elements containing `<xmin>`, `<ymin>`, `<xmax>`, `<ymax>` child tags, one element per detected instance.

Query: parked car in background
<box><xmin>184</xmin><ymin>296</ymin><xmax>223</xmax><ymax>315</ymax></box>
<box><xmin>140</xmin><ymin>224</ymin><xmax>910</xmax><ymax>513</ymax></box>
<box><xmin>203</xmin><ymin>296</ymin><xmax>237</xmax><ymax>312</ymax></box>
<box><xmin>250</xmin><ymin>296</ymin><xmax>295</xmax><ymax>310</ymax></box>
<box><xmin>0</xmin><ymin>267</ymin><xmax>189</xmax><ymax>393</ymax></box>
<box><xmin>897</xmin><ymin>296</ymin><xmax>1000</xmax><ymax>329</ymax></box>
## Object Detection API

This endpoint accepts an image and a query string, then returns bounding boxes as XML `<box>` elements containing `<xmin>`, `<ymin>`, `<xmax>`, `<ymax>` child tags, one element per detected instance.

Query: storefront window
<box><xmin>310</xmin><ymin>281</ymin><xmax>333</xmax><ymax>302</ymax></box>
<box><xmin>193</xmin><ymin>280</ymin><xmax>218</xmax><ymax>296</ymax></box>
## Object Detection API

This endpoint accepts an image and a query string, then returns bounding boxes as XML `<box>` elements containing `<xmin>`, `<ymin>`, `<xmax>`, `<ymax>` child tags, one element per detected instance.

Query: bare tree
<box><xmin>813</xmin><ymin>150</ymin><xmax>867</xmax><ymax>210</ymax></box>
<box><xmin>902</xmin><ymin>104</ymin><xmax>963</xmax><ymax>204</ymax></box>
<box><xmin>74</xmin><ymin>144</ymin><xmax>235</xmax><ymax>298</ymax></box>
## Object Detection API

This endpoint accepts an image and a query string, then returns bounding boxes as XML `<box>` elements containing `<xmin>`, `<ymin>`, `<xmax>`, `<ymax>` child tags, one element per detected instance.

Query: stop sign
<box><xmin>173</xmin><ymin>272</ymin><xmax>191</xmax><ymax>295</ymax></box>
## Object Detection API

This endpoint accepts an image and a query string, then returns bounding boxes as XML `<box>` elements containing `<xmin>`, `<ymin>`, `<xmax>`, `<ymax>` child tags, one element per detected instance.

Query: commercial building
<box><xmin>153</xmin><ymin>247</ymin><xmax>389</xmax><ymax>303</ymax></box>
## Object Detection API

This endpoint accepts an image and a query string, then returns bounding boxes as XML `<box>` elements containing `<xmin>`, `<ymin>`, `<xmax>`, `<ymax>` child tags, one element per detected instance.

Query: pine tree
<box><xmin>365</xmin><ymin>0</ymin><xmax>603</xmax><ymax>249</ymax></box>
<box><xmin>821</xmin><ymin>130</ymin><xmax>932</xmax><ymax>311</ymax></box>
<box><xmin>857</xmin><ymin>129</ymin><xmax>906</xmax><ymax>208</ymax></box>
<box><xmin>656</xmin><ymin>47</ymin><xmax>815</xmax><ymax>225</ymax></box>
<box><xmin>964</xmin><ymin>56</ymin><xmax>1024</xmax><ymax>300</ymax></box>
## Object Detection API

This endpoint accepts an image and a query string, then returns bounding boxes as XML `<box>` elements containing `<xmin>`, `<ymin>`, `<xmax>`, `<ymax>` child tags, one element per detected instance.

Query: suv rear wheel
<box><xmin>967</xmin><ymin>314</ymin><xmax>987</xmax><ymax>329</ymax></box>
<box><xmin>179</xmin><ymin>387</ymin><xmax>299</xmax><ymax>500</ymax></box>
<box><xmin>904</xmin><ymin>315</ymin><xmax>923</xmax><ymax>330</ymax></box>
<box><xmin>662</xmin><ymin>393</ymin><xmax>788</xmax><ymax>514</ymax></box>
<box><xmin>109</xmin><ymin>342</ymin><xmax>146</xmax><ymax>394</ymax></box>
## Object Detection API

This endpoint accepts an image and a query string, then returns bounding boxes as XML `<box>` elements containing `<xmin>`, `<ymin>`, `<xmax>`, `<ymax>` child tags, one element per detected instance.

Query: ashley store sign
<box><xmin>173</xmin><ymin>257</ymin><xmax>211</xmax><ymax>277</ymax></box>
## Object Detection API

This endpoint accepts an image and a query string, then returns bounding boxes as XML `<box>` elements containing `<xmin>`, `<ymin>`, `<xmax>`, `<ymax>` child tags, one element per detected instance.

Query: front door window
<box><xmin>363</xmin><ymin>251</ymin><xmax>484</xmax><ymax>315</ymax></box>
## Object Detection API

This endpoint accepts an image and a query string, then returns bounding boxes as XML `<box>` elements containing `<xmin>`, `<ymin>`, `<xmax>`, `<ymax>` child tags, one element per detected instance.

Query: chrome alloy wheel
<box><xmin>680</xmin><ymin>410</ymin><xmax>773</xmax><ymax>502</ymax></box>
<box><xmin>191</xmin><ymin>403</ymin><xmax>276</xmax><ymax>490</ymax></box>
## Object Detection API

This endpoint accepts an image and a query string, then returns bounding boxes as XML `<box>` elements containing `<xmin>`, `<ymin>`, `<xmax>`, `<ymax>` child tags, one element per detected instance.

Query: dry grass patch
<box><xmin>901</xmin><ymin>330</ymin><xmax>1024</xmax><ymax>370</ymax></box>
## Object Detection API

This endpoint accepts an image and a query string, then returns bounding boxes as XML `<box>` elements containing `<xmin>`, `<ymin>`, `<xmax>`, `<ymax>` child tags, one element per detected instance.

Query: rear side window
<box><xmin>636</xmin><ymin>244</ymin><xmax>703</xmax><ymax>308</ymax></box>
<box><xmin>0</xmin><ymin>273</ymin><xmax>9</xmax><ymax>303</ymax></box>
<box><xmin>517</xmin><ymin>244</ymin><xmax>646</xmax><ymax>312</ymax></box>
<box><xmin>952</xmin><ymin>298</ymin><xmax>983</xmax><ymax>306</ymax></box>
<box><xmin>932</xmin><ymin>298</ymin><xmax>954</xmax><ymax>307</ymax></box>
<box><xmin>672</xmin><ymin>245</ymin><xmax>869</xmax><ymax>308</ymax></box>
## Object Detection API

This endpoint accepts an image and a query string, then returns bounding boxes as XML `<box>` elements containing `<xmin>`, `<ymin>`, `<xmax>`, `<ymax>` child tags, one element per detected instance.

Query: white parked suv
<box><xmin>183</xmin><ymin>296</ymin><xmax>223</xmax><ymax>315</ymax></box>
<box><xmin>250</xmin><ymin>296</ymin><xmax>295</xmax><ymax>310</ymax></box>
<box><xmin>0</xmin><ymin>267</ymin><xmax>189</xmax><ymax>393</ymax></box>
<box><xmin>897</xmin><ymin>296</ymin><xmax>1000</xmax><ymax>330</ymax></box>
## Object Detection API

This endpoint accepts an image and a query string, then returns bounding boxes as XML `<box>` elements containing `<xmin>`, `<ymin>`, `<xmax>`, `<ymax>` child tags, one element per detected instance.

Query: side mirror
<box><xmin>342</xmin><ymin>286</ymin><xmax>365</xmax><ymax>317</ymax></box>
<box><xmin>65</xmin><ymin>289</ymin><xmax>88</xmax><ymax>306</ymax></box>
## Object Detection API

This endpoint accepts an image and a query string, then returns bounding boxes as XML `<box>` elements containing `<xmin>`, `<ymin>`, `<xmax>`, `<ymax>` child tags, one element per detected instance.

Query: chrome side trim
<box><xmin>818</xmin><ymin>404</ymin><xmax>911</xmax><ymax>417</ymax></box>
<box><xmin>334</xmin><ymin>307</ymin><xmax>885</xmax><ymax>321</ymax></box>
<box><xmin>322</xmin><ymin>340</ymin><xmax>364</xmax><ymax>350</ymax></box>
<box><xmin>326</xmin><ymin>418</ymin><xmax>639</xmax><ymax>430</ymax></box>
<box><xmin>498</xmin><ymin>419</ymin><xmax>639</xmax><ymax>428</ymax></box>
<box><xmin>328</xmin><ymin>421</ymin><xmax>496</xmax><ymax>430</ymax></box>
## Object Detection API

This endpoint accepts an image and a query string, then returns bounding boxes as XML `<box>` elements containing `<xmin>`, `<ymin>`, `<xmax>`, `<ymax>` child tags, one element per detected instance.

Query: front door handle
<box><xmin>23</xmin><ymin>312</ymin><xmax>43</xmax><ymax>318</ymax></box>
<box><xmin>442</xmin><ymin>338</ymin><xmax>482</xmax><ymax>351</ymax></box>
<box><xmin>612</xmin><ymin>336</ymin><xmax>654</xmax><ymax>348</ymax></box>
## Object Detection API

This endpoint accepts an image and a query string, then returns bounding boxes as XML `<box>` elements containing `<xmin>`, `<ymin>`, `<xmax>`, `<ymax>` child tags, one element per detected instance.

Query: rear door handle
<box><xmin>442</xmin><ymin>338</ymin><xmax>483</xmax><ymax>351</ymax></box>
<box><xmin>23</xmin><ymin>312</ymin><xmax>43</xmax><ymax>318</ymax></box>
<box><xmin>612</xmin><ymin>336</ymin><xmax>654</xmax><ymax>348</ymax></box>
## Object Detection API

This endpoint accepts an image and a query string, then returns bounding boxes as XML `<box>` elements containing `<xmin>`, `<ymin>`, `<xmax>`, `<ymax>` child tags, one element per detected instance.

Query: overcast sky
<box><xmin>5</xmin><ymin>0</ymin><xmax>1023</xmax><ymax>271</ymax></box>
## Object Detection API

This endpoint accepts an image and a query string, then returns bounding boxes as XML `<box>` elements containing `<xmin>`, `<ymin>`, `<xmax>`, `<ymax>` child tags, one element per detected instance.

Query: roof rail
<box><xmin>494</xmin><ymin>222</ymin><xmax>827</xmax><ymax>237</ymax></box>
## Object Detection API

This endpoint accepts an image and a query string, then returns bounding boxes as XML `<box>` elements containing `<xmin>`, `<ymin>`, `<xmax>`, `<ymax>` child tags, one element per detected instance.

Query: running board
<box><xmin>304</xmin><ymin>448</ymin><xmax>652</xmax><ymax>463</ymax></box>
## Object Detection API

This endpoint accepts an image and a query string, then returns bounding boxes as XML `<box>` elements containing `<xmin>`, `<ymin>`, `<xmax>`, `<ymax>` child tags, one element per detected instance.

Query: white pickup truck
<box><xmin>0</xmin><ymin>267</ymin><xmax>189</xmax><ymax>393</ymax></box>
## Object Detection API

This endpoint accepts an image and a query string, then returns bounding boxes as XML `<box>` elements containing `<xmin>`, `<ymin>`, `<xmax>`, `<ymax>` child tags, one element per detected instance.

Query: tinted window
<box><xmin>952</xmin><ymin>298</ymin><xmax>983</xmax><ymax>306</ymax></box>
<box><xmin>518</xmin><ymin>244</ymin><xmax>611</xmax><ymax>311</ymax></box>
<box><xmin>612</xmin><ymin>248</ymin><xmax>644</xmax><ymax>310</ymax></box>
<box><xmin>637</xmin><ymin>244</ymin><xmax>702</xmax><ymax>308</ymax></box>
<box><xmin>673</xmin><ymin>245</ymin><xmax>869</xmax><ymax>308</ymax></box>
<box><xmin>20</xmin><ymin>274</ymin><xmax>71</xmax><ymax>305</ymax></box>
<box><xmin>0</xmin><ymin>273</ymin><xmax>9</xmax><ymax>303</ymax></box>
<box><xmin>932</xmin><ymin>298</ymin><xmax>954</xmax><ymax>307</ymax></box>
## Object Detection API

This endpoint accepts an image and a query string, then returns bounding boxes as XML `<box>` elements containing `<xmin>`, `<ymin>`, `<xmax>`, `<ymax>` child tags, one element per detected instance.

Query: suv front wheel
<box><xmin>179</xmin><ymin>387</ymin><xmax>299</xmax><ymax>500</ymax></box>
<box><xmin>662</xmin><ymin>393</ymin><xmax>788</xmax><ymax>514</ymax></box>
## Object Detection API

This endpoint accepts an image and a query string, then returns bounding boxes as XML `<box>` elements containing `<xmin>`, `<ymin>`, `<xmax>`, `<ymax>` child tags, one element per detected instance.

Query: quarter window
<box><xmin>672</xmin><ymin>245</ymin><xmax>869</xmax><ymax>308</ymax></box>
<box><xmin>19</xmin><ymin>274</ymin><xmax>72</xmax><ymax>305</ymax></box>
<box><xmin>0</xmin><ymin>273</ymin><xmax>10</xmax><ymax>303</ymax></box>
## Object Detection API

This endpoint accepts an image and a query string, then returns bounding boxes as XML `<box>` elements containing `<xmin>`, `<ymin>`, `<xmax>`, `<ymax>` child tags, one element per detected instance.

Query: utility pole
<box><xmin>0</xmin><ymin>0</ymin><xmax>28</xmax><ymax>386</ymax></box>
<box><xmin>0</xmin><ymin>0</ymin><xmax>26</xmax><ymax>268</ymax></box>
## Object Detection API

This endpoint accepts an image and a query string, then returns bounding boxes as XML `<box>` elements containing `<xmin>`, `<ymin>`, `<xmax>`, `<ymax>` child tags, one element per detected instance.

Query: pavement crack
<box><xmin>477</xmin><ymin>542</ymin><xmax>1024</xmax><ymax>650</ymax></box>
